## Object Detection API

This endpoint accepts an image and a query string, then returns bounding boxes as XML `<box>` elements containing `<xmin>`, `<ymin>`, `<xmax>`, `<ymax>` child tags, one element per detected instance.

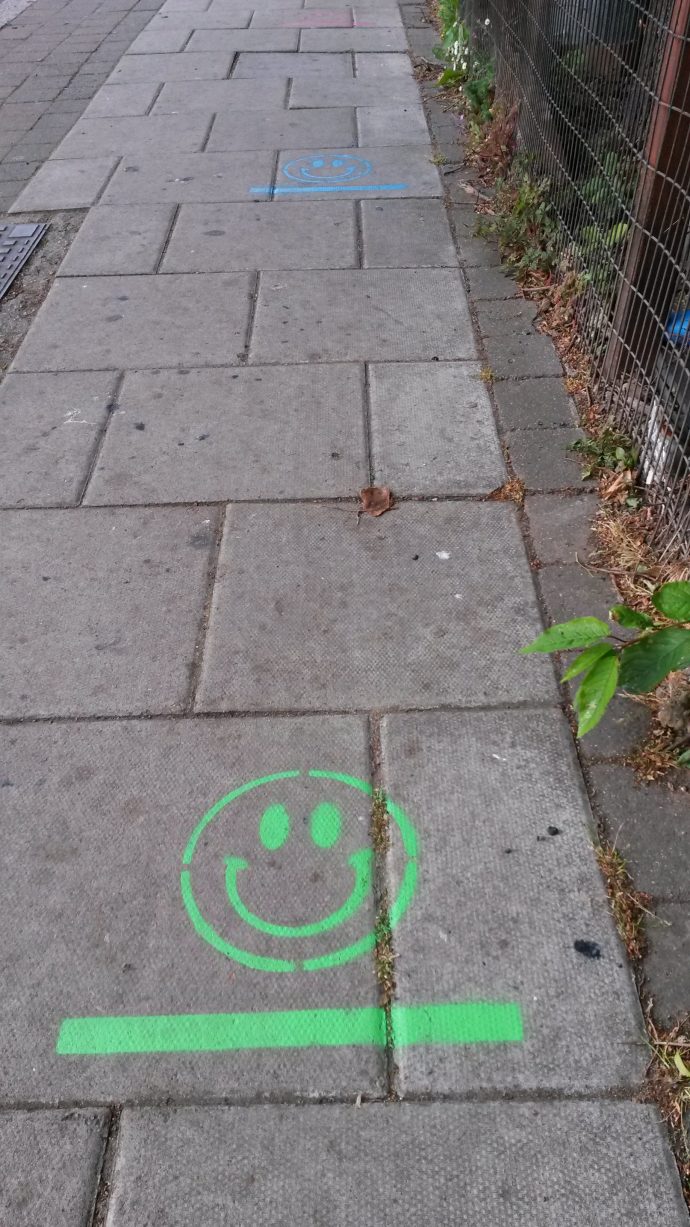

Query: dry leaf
<box><xmin>358</xmin><ymin>485</ymin><xmax>393</xmax><ymax>517</ymax></box>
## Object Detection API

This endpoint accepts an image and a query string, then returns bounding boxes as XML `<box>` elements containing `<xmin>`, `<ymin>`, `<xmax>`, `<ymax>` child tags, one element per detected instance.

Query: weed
<box><xmin>432</xmin><ymin>5</ymin><xmax>494</xmax><ymax>128</ymax></box>
<box><xmin>487</xmin><ymin>476</ymin><xmax>525</xmax><ymax>506</ymax></box>
<box><xmin>431</xmin><ymin>151</ymin><xmax>449</xmax><ymax>165</ymax></box>
<box><xmin>569</xmin><ymin>426</ymin><xmax>638</xmax><ymax>479</ymax></box>
<box><xmin>478</xmin><ymin>169</ymin><xmax>559</xmax><ymax>280</ymax></box>
<box><xmin>594</xmin><ymin>841</ymin><xmax>652</xmax><ymax>960</ymax></box>
<box><xmin>479</xmin><ymin>365</ymin><xmax>494</xmax><ymax>382</ymax></box>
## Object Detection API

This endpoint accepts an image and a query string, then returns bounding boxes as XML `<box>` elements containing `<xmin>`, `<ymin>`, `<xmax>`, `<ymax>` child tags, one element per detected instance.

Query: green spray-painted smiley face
<box><xmin>181</xmin><ymin>770</ymin><xmax>418</xmax><ymax>973</ymax></box>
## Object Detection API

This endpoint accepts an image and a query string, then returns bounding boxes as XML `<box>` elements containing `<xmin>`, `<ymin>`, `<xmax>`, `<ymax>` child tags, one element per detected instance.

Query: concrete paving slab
<box><xmin>369</xmin><ymin>361</ymin><xmax>505</xmax><ymax>494</ymax></box>
<box><xmin>361</xmin><ymin>198</ymin><xmax>455</xmax><ymax>266</ymax></box>
<box><xmin>485</xmin><ymin>331</ymin><xmax>564</xmax><ymax>380</ymax></box>
<box><xmin>205</xmin><ymin>104</ymin><xmax>355</xmax><ymax>151</ymax></box>
<box><xmin>588</xmin><ymin>765</ymin><xmax>690</xmax><ymax>902</ymax></box>
<box><xmin>0</xmin><ymin>1111</ymin><xmax>106</xmax><ymax>1226</ymax></box>
<box><xmin>492</xmin><ymin>376</ymin><xmax>577</xmax><ymax>429</ymax></box>
<box><xmin>185</xmin><ymin>28</ymin><xmax>300</xmax><ymax>49</ymax></box>
<box><xmin>0</xmin><ymin>715</ymin><xmax>384</xmax><ymax>1100</ymax></box>
<box><xmin>301</xmin><ymin>25</ymin><xmax>407</xmax><ymax>48</ymax></box>
<box><xmin>356</xmin><ymin>101</ymin><xmax>429</xmax><ymax>144</ymax></box>
<box><xmin>251</xmin><ymin>9</ymin><xmax>353</xmax><ymax>27</ymax></box>
<box><xmin>525</xmin><ymin>493</ymin><xmax>598</xmax><ymax>564</ymax></box>
<box><xmin>266</xmin><ymin>144</ymin><xmax>440</xmax><ymax>200</ymax></box>
<box><xmin>127</xmin><ymin>26</ymin><xmax>191</xmax><ymax>52</ymax></box>
<box><xmin>80</xmin><ymin>80</ymin><xmax>161</xmax><ymax>117</ymax></box>
<box><xmin>161</xmin><ymin>200</ymin><xmax>356</xmax><ymax>271</ymax></box>
<box><xmin>106</xmin><ymin>1101</ymin><xmax>688</xmax><ymax>1225</ymax></box>
<box><xmin>355</xmin><ymin>49</ymin><xmax>413</xmax><ymax>76</ymax></box>
<box><xmin>0</xmin><ymin>507</ymin><xmax>216</xmax><ymax>718</ymax></box>
<box><xmin>354</xmin><ymin>7</ymin><xmax>405</xmax><ymax>26</ymax></box>
<box><xmin>107</xmin><ymin>50</ymin><xmax>233</xmax><ymax>81</ymax></box>
<box><xmin>9</xmin><ymin>155</ymin><xmax>118</xmax><ymax>210</ymax></box>
<box><xmin>381</xmin><ymin>709</ymin><xmax>647</xmax><ymax>1092</ymax></box>
<box><xmin>232</xmin><ymin>50</ymin><xmax>354</xmax><ymax>75</ymax></box>
<box><xmin>290</xmin><ymin>76</ymin><xmax>418</xmax><ymax>105</ymax></box>
<box><xmin>57</xmin><ymin>204</ymin><xmax>174</xmax><ymax>274</ymax></box>
<box><xmin>645</xmin><ymin>902</ymin><xmax>690</xmax><ymax>1024</ymax></box>
<box><xmin>101</xmin><ymin>149</ymin><xmax>274</xmax><ymax>204</ymax></box>
<box><xmin>149</xmin><ymin>8</ymin><xmax>279</xmax><ymax>27</ymax></box>
<box><xmin>508</xmin><ymin>428</ymin><xmax>589</xmax><ymax>489</ymax></box>
<box><xmin>197</xmin><ymin>502</ymin><xmax>555</xmax><ymax>711</ymax></box>
<box><xmin>249</xmin><ymin>269</ymin><xmax>474</xmax><ymax>362</ymax></box>
<box><xmin>86</xmin><ymin>364</ymin><xmax>367</xmax><ymax>502</ymax></box>
<box><xmin>51</xmin><ymin>112</ymin><xmax>211</xmax><ymax>158</ymax></box>
<box><xmin>0</xmin><ymin>372</ymin><xmax>117</xmax><ymax>508</ymax></box>
<box><xmin>12</xmin><ymin>273</ymin><xmax>253</xmax><ymax>371</ymax></box>
<box><xmin>151</xmin><ymin>77</ymin><xmax>288</xmax><ymax>112</ymax></box>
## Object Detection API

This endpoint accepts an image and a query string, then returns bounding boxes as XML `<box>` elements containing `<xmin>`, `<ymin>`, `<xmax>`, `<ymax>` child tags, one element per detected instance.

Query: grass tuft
<box><xmin>594</xmin><ymin>841</ymin><xmax>652</xmax><ymax>961</ymax></box>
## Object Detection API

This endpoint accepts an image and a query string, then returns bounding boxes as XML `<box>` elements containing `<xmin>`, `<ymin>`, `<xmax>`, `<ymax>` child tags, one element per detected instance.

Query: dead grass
<box><xmin>486</xmin><ymin>476</ymin><xmax>525</xmax><ymax>507</ymax></box>
<box><xmin>643</xmin><ymin>1013</ymin><xmax>690</xmax><ymax>1209</ymax></box>
<box><xmin>479</xmin><ymin>365</ymin><xmax>494</xmax><ymax>383</ymax></box>
<box><xmin>371</xmin><ymin>788</ymin><xmax>390</xmax><ymax>854</ymax></box>
<box><xmin>374</xmin><ymin>905</ymin><xmax>396</xmax><ymax>1007</ymax></box>
<box><xmin>594</xmin><ymin>842</ymin><xmax>652</xmax><ymax>961</ymax></box>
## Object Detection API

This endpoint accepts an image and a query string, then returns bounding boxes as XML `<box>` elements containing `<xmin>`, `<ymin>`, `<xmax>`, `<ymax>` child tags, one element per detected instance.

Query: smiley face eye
<box><xmin>259</xmin><ymin>803</ymin><xmax>290</xmax><ymax>850</ymax></box>
<box><xmin>310</xmin><ymin>802</ymin><xmax>341</xmax><ymax>849</ymax></box>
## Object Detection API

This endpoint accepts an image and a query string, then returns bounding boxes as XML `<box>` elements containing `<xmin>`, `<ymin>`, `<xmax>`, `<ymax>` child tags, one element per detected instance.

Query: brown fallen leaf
<box><xmin>358</xmin><ymin>485</ymin><xmax>394</xmax><ymax>517</ymax></box>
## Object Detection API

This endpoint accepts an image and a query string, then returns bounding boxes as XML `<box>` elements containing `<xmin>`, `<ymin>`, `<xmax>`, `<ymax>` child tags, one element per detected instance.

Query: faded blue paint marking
<box><xmin>250</xmin><ymin>183</ymin><xmax>409</xmax><ymax>195</ymax></box>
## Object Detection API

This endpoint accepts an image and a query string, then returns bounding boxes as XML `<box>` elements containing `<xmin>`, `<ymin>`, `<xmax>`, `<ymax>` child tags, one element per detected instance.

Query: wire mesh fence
<box><xmin>463</xmin><ymin>0</ymin><xmax>690</xmax><ymax>552</ymax></box>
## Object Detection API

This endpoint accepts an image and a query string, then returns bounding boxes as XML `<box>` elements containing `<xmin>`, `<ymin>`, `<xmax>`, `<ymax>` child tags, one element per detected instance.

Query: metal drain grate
<box><xmin>0</xmin><ymin>221</ymin><xmax>48</xmax><ymax>301</ymax></box>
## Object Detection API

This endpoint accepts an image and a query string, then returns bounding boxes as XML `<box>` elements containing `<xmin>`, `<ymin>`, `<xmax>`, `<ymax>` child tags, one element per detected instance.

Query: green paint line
<box><xmin>56</xmin><ymin>1003</ymin><xmax>522</xmax><ymax>1056</ymax></box>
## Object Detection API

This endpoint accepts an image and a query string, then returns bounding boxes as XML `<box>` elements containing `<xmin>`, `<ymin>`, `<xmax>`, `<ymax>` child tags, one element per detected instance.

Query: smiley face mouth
<box><xmin>224</xmin><ymin>847</ymin><xmax>373</xmax><ymax>939</ymax></box>
<box><xmin>296</xmin><ymin>161</ymin><xmax>359</xmax><ymax>182</ymax></box>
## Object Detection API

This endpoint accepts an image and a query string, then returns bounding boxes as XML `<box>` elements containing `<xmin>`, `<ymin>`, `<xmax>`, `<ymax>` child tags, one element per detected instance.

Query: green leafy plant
<box><xmin>569</xmin><ymin>427</ymin><xmax>638</xmax><ymax>478</ymax></box>
<box><xmin>522</xmin><ymin>581</ymin><xmax>690</xmax><ymax>736</ymax></box>
<box><xmin>432</xmin><ymin>9</ymin><xmax>494</xmax><ymax>124</ymax></box>
<box><xmin>478</xmin><ymin>169</ymin><xmax>559</xmax><ymax>278</ymax></box>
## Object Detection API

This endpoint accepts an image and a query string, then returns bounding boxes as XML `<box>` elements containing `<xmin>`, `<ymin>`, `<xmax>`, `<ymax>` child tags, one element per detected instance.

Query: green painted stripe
<box><xmin>56</xmin><ymin>1003</ymin><xmax>522</xmax><ymax>1056</ymax></box>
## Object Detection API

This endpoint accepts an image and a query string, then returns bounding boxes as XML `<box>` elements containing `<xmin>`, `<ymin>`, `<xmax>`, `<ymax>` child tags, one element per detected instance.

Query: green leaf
<box><xmin>618</xmin><ymin>627</ymin><xmax>690</xmax><ymax>694</ymax></box>
<box><xmin>676</xmin><ymin>749</ymin><xmax>690</xmax><ymax>766</ymax></box>
<box><xmin>562</xmin><ymin>642</ymin><xmax>616</xmax><ymax>681</ymax></box>
<box><xmin>521</xmin><ymin>617</ymin><xmax>610</xmax><ymax>655</ymax></box>
<box><xmin>610</xmin><ymin>604</ymin><xmax>654</xmax><ymax>630</ymax></box>
<box><xmin>573</xmin><ymin>652</ymin><xmax>620</xmax><ymax>736</ymax></box>
<box><xmin>673</xmin><ymin>1051</ymin><xmax>690</xmax><ymax>1079</ymax></box>
<box><xmin>652</xmin><ymin>581</ymin><xmax>690</xmax><ymax>623</ymax></box>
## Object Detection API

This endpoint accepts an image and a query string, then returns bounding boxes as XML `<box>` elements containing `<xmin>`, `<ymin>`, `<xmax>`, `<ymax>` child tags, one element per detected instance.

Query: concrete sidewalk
<box><xmin>0</xmin><ymin>0</ymin><xmax>687</xmax><ymax>1222</ymax></box>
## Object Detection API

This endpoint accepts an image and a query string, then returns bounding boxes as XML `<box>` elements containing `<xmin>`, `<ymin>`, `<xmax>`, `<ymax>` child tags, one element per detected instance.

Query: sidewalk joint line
<box><xmin>76</xmin><ymin>369</ymin><xmax>123</xmax><ymax>506</ymax></box>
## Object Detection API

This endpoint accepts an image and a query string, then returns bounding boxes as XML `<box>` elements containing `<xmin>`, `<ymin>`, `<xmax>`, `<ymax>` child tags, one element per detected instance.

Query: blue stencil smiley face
<box><xmin>282</xmin><ymin>154</ymin><xmax>373</xmax><ymax>184</ymax></box>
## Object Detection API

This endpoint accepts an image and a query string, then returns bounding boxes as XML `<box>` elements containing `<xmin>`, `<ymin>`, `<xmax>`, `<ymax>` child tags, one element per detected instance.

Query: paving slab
<box><xmin>151</xmin><ymin>76</ymin><xmax>288</xmax><ymax>112</ymax></box>
<box><xmin>148</xmin><ymin>9</ymin><xmax>281</xmax><ymax>27</ymax></box>
<box><xmin>231</xmin><ymin>50</ymin><xmax>354</xmax><ymax>75</ymax></box>
<box><xmin>161</xmin><ymin>200</ymin><xmax>356</xmax><ymax>271</ymax></box>
<box><xmin>355</xmin><ymin>49</ymin><xmax>412</xmax><ymax>76</ymax></box>
<box><xmin>205</xmin><ymin>105</ymin><xmax>355</xmax><ymax>151</ymax></box>
<box><xmin>356</xmin><ymin>100</ymin><xmax>429</xmax><ymax>144</ymax></box>
<box><xmin>369</xmin><ymin>361</ymin><xmax>504</xmax><ymax>494</ymax></box>
<box><xmin>525</xmin><ymin>493</ymin><xmax>598</xmax><ymax>564</ymax></box>
<box><xmin>107</xmin><ymin>50</ymin><xmax>234</xmax><ymax>80</ymax></box>
<box><xmin>127</xmin><ymin>26</ymin><xmax>191</xmax><ymax>51</ymax></box>
<box><xmin>0</xmin><ymin>715</ymin><xmax>384</xmax><ymax>1100</ymax></box>
<box><xmin>81</xmin><ymin>81</ymin><xmax>161</xmax><ymax>117</ymax></box>
<box><xmin>301</xmin><ymin>25</ymin><xmax>407</xmax><ymax>47</ymax></box>
<box><xmin>485</xmin><ymin>332</ymin><xmax>564</xmax><ymax>380</ymax></box>
<box><xmin>264</xmin><ymin>143</ymin><xmax>440</xmax><ymax>200</ymax></box>
<box><xmin>251</xmin><ymin>9</ymin><xmax>354</xmax><ymax>27</ymax></box>
<box><xmin>106</xmin><ymin>1102</ymin><xmax>687</xmax><ymax>1226</ymax></box>
<box><xmin>249</xmin><ymin>270</ymin><xmax>474</xmax><ymax>362</ymax></box>
<box><xmin>645</xmin><ymin>902</ymin><xmax>690</xmax><ymax>1024</ymax></box>
<box><xmin>588</xmin><ymin>765</ymin><xmax>690</xmax><ymax>902</ymax></box>
<box><xmin>0</xmin><ymin>372</ymin><xmax>117</xmax><ymax>508</ymax></box>
<box><xmin>101</xmin><ymin>149</ymin><xmax>274</xmax><ymax>204</ymax></box>
<box><xmin>0</xmin><ymin>1111</ymin><xmax>106</xmax><ymax>1226</ymax></box>
<box><xmin>185</xmin><ymin>28</ymin><xmax>300</xmax><ymax>49</ymax></box>
<box><xmin>290</xmin><ymin>75</ymin><xmax>418</xmax><ymax>105</ymax></box>
<box><xmin>492</xmin><ymin>376</ymin><xmax>578</xmax><ymax>429</ymax></box>
<box><xmin>12</xmin><ymin>272</ymin><xmax>253</xmax><ymax>371</ymax></box>
<box><xmin>361</xmin><ymin>198</ymin><xmax>455</xmax><ymax>266</ymax></box>
<box><xmin>57</xmin><ymin>204</ymin><xmax>175</xmax><ymax>275</ymax></box>
<box><xmin>0</xmin><ymin>507</ymin><xmax>216</xmax><ymax>718</ymax></box>
<box><xmin>9</xmin><ymin>155</ymin><xmax>118</xmax><ymax>210</ymax></box>
<box><xmin>381</xmin><ymin>708</ymin><xmax>646</xmax><ymax>1093</ymax></box>
<box><xmin>85</xmin><ymin>364</ymin><xmax>367</xmax><ymax>502</ymax></box>
<box><xmin>51</xmin><ymin>112</ymin><xmax>211</xmax><ymax>158</ymax></box>
<box><xmin>508</xmin><ymin>428</ymin><xmax>590</xmax><ymax>489</ymax></box>
<box><xmin>196</xmin><ymin>502</ymin><xmax>555</xmax><ymax>711</ymax></box>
